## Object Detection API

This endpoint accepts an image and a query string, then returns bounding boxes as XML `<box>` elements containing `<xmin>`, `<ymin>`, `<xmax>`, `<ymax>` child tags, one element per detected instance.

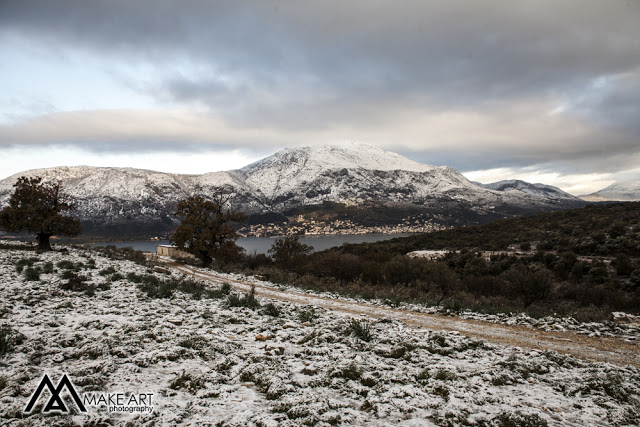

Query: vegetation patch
<box><xmin>226</xmin><ymin>286</ymin><xmax>260</xmax><ymax>309</ymax></box>
<box><xmin>0</xmin><ymin>324</ymin><xmax>26</xmax><ymax>357</ymax></box>
<box><xmin>345</xmin><ymin>319</ymin><xmax>373</xmax><ymax>342</ymax></box>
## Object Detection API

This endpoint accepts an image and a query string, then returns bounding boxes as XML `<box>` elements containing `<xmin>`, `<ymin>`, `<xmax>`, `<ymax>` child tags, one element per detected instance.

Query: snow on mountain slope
<box><xmin>0</xmin><ymin>144</ymin><xmax>586</xmax><ymax>233</ymax></box>
<box><xmin>480</xmin><ymin>180</ymin><xmax>580</xmax><ymax>201</ymax></box>
<box><xmin>238</xmin><ymin>143</ymin><xmax>500</xmax><ymax>207</ymax></box>
<box><xmin>238</xmin><ymin>143</ymin><xmax>439</xmax><ymax>198</ymax></box>
<box><xmin>581</xmin><ymin>181</ymin><xmax>640</xmax><ymax>202</ymax></box>
<box><xmin>0</xmin><ymin>166</ymin><xmax>239</xmax><ymax>226</ymax></box>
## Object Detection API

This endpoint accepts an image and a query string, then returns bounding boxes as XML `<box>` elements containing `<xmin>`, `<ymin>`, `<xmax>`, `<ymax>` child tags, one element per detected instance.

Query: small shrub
<box><xmin>416</xmin><ymin>369</ymin><xmax>431</xmax><ymax>381</ymax></box>
<box><xmin>495</xmin><ymin>411</ymin><xmax>548</xmax><ymax>427</ymax></box>
<box><xmin>137</xmin><ymin>275</ymin><xmax>174</xmax><ymax>299</ymax></box>
<box><xmin>178</xmin><ymin>336</ymin><xmax>210</xmax><ymax>350</ymax></box>
<box><xmin>492</xmin><ymin>373</ymin><xmax>516</xmax><ymax>386</ymax></box>
<box><xmin>59</xmin><ymin>272</ymin><xmax>95</xmax><ymax>296</ymax></box>
<box><xmin>360</xmin><ymin>373</ymin><xmax>378</xmax><ymax>387</ymax></box>
<box><xmin>432</xmin><ymin>385</ymin><xmax>450</xmax><ymax>401</ymax></box>
<box><xmin>331</xmin><ymin>363</ymin><xmax>362</xmax><ymax>381</ymax></box>
<box><xmin>174</xmin><ymin>276</ymin><xmax>207</xmax><ymax>298</ymax></box>
<box><xmin>430</xmin><ymin>333</ymin><xmax>449</xmax><ymax>347</ymax></box>
<box><xmin>110</xmin><ymin>272</ymin><xmax>124</xmax><ymax>281</ymax></box>
<box><xmin>56</xmin><ymin>260</ymin><xmax>76</xmax><ymax>270</ymax></box>
<box><xmin>298</xmin><ymin>307</ymin><xmax>316</xmax><ymax>323</ymax></box>
<box><xmin>169</xmin><ymin>371</ymin><xmax>206</xmax><ymax>394</ymax></box>
<box><xmin>205</xmin><ymin>282</ymin><xmax>232</xmax><ymax>299</ymax></box>
<box><xmin>0</xmin><ymin>324</ymin><xmax>26</xmax><ymax>357</ymax></box>
<box><xmin>60</xmin><ymin>269</ymin><xmax>76</xmax><ymax>280</ymax></box>
<box><xmin>16</xmin><ymin>256</ymin><xmax>39</xmax><ymax>272</ymax></box>
<box><xmin>225</xmin><ymin>286</ymin><xmax>260</xmax><ymax>310</ymax></box>
<box><xmin>96</xmin><ymin>281</ymin><xmax>111</xmax><ymax>291</ymax></box>
<box><xmin>126</xmin><ymin>272</ymin><xmax>144</xmax><ymax>283</ymax></box>
<box><xmin>99</xmin><ymin>266</ymin><xmax>117</xmax><ymax>276</ymax></box>
<box><xmin>262</xmin><ymin>302</ymin><xmax>281</xmax><ymax>317</ymax></box>
<box><xmin>42</xmin><ymin>262</ymin><xmax>54</xmax><ymax>274</ymax></box>
<box><xmin>345</xmin><ymin>319</ymin><xmax>373</xmax><ymax>342</ymax></box>
<box><xmin>23</xmin><ymin>266</ymin><xmax>41</xmax><ymax>281</ymax></box>
<box><xmin>434</xmin><ymin>369</ymin><xmax>457</xmax><ymax>381</ymax></box>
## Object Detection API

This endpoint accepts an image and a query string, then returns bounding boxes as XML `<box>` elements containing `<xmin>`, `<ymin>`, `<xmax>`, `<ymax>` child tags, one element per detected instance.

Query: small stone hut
<box><xmin>156</xmin><ymin>245</ymin><xmax>195</xmax><ymax>260</ymax></box>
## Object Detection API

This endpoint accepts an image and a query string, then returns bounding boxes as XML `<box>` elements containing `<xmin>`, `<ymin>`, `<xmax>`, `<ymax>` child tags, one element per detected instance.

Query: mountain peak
<box><xmin>238</xmin><ymin>143</ymin><xmax>442</xmax><ymax>198</ymax></box>
<box><xmin>242</xmin><ymin>143</ymin><xmax>437</xmax><ymax>175</ymax></box>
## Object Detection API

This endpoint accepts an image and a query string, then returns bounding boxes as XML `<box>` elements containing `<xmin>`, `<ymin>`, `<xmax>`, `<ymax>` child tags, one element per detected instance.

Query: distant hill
<box><xmin>581</xmin><ymin>181</ymin><xmax>640</xmax><ymax>202</ymax></box>
<box><xmin>478</xmin><ymin>180</ymin><xmax>578</xmax><ymax>201</ymax></box>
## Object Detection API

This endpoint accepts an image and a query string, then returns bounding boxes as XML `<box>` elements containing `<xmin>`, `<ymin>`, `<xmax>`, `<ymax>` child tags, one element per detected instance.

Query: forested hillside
<box><xmin>238</xmin><ymin>203</ymin><xmax>640</xmax><ymax>320</ymax></box>
<box><xmin>334</xmin><ymin>202</ymin><xmax>640</xmax><ymax>257</ymax></box>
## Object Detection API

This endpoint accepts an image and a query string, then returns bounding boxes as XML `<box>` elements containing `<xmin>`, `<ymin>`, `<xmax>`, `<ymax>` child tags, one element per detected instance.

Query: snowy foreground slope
<box><xmin>1</xmin><ymin>244</ymin><xmax>639</xmax><ymax>426</ymax></box>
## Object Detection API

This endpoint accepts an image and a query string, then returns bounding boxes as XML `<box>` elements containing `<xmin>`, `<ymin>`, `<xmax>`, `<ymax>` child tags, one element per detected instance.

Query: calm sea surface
<box><xmin>91</xmin><ymin>234</ymin><xmax>410</xmax><ymax>254</ymax></box>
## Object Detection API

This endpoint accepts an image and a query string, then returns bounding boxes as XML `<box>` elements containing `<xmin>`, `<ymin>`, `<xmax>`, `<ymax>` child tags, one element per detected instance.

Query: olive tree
<box><xmin>268</xmin><ymin>235</ymin><xmax>313</xmax><ymax>268</ymax></box>
<box><xmin>171</xmin><ymin>194</ymin><xmax>247</xmax><ymax>267</ymax></box>
<box><xmin>0</xmin><ymin>176</ymin><xmax>81</xmax><ymax>250</ymax></box>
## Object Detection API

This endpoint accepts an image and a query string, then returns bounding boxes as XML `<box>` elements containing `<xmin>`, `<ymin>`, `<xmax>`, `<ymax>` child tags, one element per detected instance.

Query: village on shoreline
<box><xmin>237</xmin><ymin>214</ymin><xmax>448</xmax><ymax>238</ymax></box>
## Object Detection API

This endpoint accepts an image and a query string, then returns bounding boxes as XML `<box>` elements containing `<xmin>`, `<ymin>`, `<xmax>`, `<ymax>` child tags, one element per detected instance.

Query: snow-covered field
<box><xmin>1</xmin><ymin>243</ymin><xmax>639</xmax><ymax>426</ymax></box>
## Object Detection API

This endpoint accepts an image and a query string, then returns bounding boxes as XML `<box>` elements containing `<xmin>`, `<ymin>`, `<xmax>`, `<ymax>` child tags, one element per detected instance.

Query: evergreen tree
<box><xmin>171</xmin><ymin>195</ymin><xmax>246</xmax><ymax>267</ymax></box>
<box><xmin>0</xmin><ymin>176</ymin><xmax>81</xmax><ymax>250</ymax></box>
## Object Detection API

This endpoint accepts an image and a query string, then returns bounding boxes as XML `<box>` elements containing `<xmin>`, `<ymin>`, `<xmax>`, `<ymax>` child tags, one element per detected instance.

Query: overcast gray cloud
<box><xmin>0</xmin><ymin>0</ymin><xmax>639</xmax><ymax>191</ymax></box>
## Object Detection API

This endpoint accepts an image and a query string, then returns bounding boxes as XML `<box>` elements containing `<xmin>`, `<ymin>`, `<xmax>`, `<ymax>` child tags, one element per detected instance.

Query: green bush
<box><xmin>42</xmin><ymin>262</ymin><xmax>54</xmax><ymax>274</ymax></box>
<box><xmin>495</xmin><ymin>411</ymin><xmax>548</xmax><ymax>427</ymax></box>
<box><xmin>60</xmin><ymin>270</ymin><xmax>76</xmax><ymax>280</ymax></box>
<box><xmin>59</xmin><ymin>272</ymin><xmax>95</xmax><ymax>296</ymax></box>
<box><xmin>137</xmin><ymin>275</ymin><xmax>174</xmax><ymax>299</ymax></box>
<box><xmin>56</xmin><ymin>260</ymin><xmax>77</xmax><ymax>270</ymax></box>
<box><xmin>205</xmin><ymin>282</ymin><xmax>232</xmax><ymax>299</ymax></box>
<box><xmin>226</xmin><ymin>286</ymin><xmax>260</xmax><ymax>309</ymax></box>
<box><xmin>16</xmin><ymin>257</ymin><xmax>38</xmax><ymax>273</ymax></box>
<box><xmin>330</xmin><ymin>363</ymin><xmax>362</xmax><ymax>380</ymax></box>
<box><xmin>110</xmin><ymin>272</ymin><xmax>124</xmax><ymax>281</ymax></box>
<box><xmin>345</xmin><ymin>319</ymin><xmax>373</xmax><ymax>342</ymax></box>
<box><xmin>434</xmin><ymin>369</ymin><xmax>457</xmax><ymax>381</ymax></box>
<box><xmin>23</xmin><ymin>266</ymin><xmax>41</xmax><ymax>281</ymax></box>
<box><xmin>0</xmin><ymin>324</ymin><xmax>26</xmax><ymax>357</ymax></box>
<box><xmin>298</xmin><ymin>307</ymin><xmax>316</xmax><ymax>323</ymax></box>
<box><xmin>99</xmin><ymin>266</ymin><xmax>117</xmax><ymax>276</ymax></box>
<box><xmin>169</xmin><ymin>371</ymin><xmax>206</xmax><ymax>394</ymax></box>
<box><xmin>262</xmin><ymin>302</ymin><xmax>281</xmax><ymax>317</ymax></box>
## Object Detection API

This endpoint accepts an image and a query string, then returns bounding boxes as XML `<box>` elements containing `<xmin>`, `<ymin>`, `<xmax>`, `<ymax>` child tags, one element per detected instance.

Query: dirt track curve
<box><xmin>163</xmin><ymin>261</ymin><xmax>639</xmax><ymax>368</ymax></box>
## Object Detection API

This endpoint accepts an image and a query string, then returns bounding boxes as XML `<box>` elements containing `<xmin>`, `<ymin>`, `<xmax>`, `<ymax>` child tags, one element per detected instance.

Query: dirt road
<box><xmin>164</xmin><ymin>261</ymin><xmax>639</xmax><ymax>368</ymax></box>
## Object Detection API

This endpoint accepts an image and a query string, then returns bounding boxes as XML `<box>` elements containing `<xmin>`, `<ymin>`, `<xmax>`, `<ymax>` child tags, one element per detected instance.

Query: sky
<box><xmin>1</xmin><ymin>0</ymin><xmax>639</xmax><ymax>196</ymax></box>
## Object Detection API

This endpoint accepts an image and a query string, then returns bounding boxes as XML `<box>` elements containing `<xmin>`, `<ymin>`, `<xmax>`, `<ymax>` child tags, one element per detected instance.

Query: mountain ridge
<box><xmin>0</xmin><ymin>144</ymin><xmax>587</xmax><ymax>238</ymax></box>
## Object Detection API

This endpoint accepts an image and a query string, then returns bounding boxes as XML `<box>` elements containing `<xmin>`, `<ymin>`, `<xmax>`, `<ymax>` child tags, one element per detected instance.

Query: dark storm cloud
<box><xmin>1</xmin><ymin>0</ymin><xmax>639</xmax><ymax>175</ymax></box>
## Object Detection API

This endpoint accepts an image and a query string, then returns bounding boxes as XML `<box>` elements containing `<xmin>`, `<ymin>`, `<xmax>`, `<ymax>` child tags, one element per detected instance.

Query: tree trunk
<box><xmin>199</xmin><ymin>251</ymin><xmax>213</xmax><ymax>268</ymax></box>
<box><xmin>36</xmin><ymin>232</ymin><xmax>52</xmax><ymax>251</ymax></box>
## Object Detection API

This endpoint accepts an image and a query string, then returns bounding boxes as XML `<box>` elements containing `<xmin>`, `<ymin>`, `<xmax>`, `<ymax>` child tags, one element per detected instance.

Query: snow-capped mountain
<box><xmin>0</xmin><ymin>144</ymin><xmax>585</xmax><ymax>236</ymax></box>
<box><xmin>479</xmin><ymin>180</ymin><xmax>578</xmax><ymax>201</ymax></box>
<box><xmin>581</xmin><ymin>181</ymin><xmax>640</xmax><ymax>202</ymax></box>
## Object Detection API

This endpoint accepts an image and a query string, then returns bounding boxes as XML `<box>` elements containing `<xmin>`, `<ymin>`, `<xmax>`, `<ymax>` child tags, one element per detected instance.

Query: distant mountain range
<box><xmin>0</xmin><ymin>144</ymin><xmax>590</xmax><ymax>238</ymax></box>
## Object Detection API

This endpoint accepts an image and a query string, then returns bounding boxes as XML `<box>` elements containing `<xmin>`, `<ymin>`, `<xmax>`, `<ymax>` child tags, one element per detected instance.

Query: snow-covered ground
<box><xmin>1</xmin><ymin>243</ymin><xmax>639</xmax><ymax>426</ymax></box>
